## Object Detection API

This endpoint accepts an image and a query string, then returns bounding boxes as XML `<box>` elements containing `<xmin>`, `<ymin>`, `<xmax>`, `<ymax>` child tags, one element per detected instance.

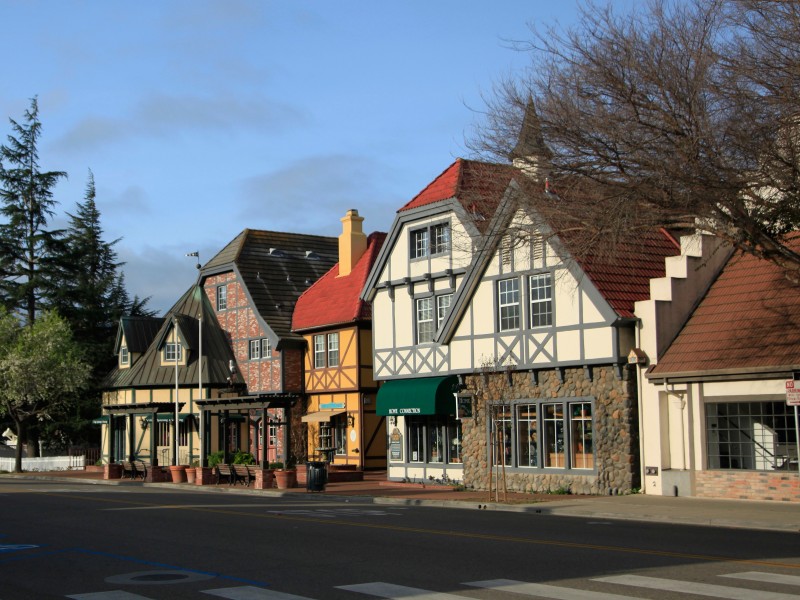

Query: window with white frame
<box><xmin>436</xmin><ymin>294</ymin><xmax>452</xmax><ymax>328</ymax></box>
<box><xmin>410</xmin><ymin>222</ymin><xmax>450</xmax><ymax>259</ymax></box>
<box><xmin>529</xmin><ymin>272</ymin><xmax>553</xmax><ymax>327</ymax></box>
<box><xmin>165</xmin><ymin>342</ymin><xmax>182</xmax><ymax>362</ymax></box>
<box><xmin>249</xmin><ymin>338</ymin><xmax>272</xmax><ymax>361</ymax></box>
<box><xmin>120</xmin><ymin>346</ymin><xmax>129</xmax><ymax>365</ymax></box>
<box><xmin>410</xmin><ymin>228</ymin><xmax>429</xmax><ymax>259</ymax></box>
<box><xmin>416</xmin><ymin>297</ymin><xmax>434</xmax><ymax>343</ymax></box>
<box><xmin>327</xmin><ymin>333</ymin><xmax>339</xmax><ymax>367</ymax></box>
<box><xmin>313</xmin><ymin>334</ymin><xmax>325</xmax><ymax>368</ymax></box>
<box><xmin>431</xmin><ymin>223</ymin><xmax>451</xmax><ymax>255</ymax></box>
<box><xmin>498</xmin><ymin>277</ymin><xmax>520</xmax><ymax>331</ymax></box>
<box><xmin>216</xmin><ymin>284</ymin><xmax>227</xmax><ymax>311</ymax></box>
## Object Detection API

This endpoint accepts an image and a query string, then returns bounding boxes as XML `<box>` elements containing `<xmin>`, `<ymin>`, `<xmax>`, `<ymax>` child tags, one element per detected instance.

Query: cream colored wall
<box><xmin>372</xmin><ymin>206</ymin><xmax>621</xmax><ymax>376</ymax></box>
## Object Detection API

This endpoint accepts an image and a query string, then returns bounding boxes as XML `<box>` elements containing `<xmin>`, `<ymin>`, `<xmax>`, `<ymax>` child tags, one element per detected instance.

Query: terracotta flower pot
<box><xmin>274</xmin><ymin>469</ymin><xmax>297</xmax><ymax>489</ymax></box>
<box><xmin>169</xmin><ymin>465</ymin><xmax>187</xmax><ymax>483</ymax></box>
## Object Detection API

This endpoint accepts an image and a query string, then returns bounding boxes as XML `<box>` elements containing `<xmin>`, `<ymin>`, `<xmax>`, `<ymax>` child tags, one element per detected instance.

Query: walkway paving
<box><xmin>3</xmin><ymin>469</ymin><xmax>798</xmax><ymax>533</ymax></box>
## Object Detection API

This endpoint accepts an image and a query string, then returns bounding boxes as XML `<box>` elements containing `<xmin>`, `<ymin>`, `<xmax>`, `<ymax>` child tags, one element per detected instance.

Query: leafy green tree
<box><xmin>0</xmin><ymin>97</ymin><xmax>67</xmax><ymax>326</ymax></box>
<box><xmin>0</xmin><ymin>310</ymin><xmax>90</xmax><ymax>472</ymax></box>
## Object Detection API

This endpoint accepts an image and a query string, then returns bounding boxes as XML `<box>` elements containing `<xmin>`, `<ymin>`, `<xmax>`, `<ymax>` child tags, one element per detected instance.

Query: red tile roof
<box><xmin>400</xmin><ymin>159</ymin><xmax>518</xmax><ymax>228</ymax></box>
<box><xmin>292</xmin><ymin>232</ymin><xmax>386</xmax><ymax>331</ymax></box>
<box><xmin>577</xmin><ymin>229</ymin><xmax>681</xmax><ymax>318</ymax></box>
<box><xmin>651</xmin><ymin>238</ymin><xmax>800</xmax><ymax>375</ymax></box>
<box><xmin>400</xmin><ymin>158</ymin><xmax>680</xmax><ymax>319</ymax></box>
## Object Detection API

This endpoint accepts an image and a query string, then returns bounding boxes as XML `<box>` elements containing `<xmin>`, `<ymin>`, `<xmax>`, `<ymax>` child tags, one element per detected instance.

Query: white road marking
<box><xmin>202</xmin><ymin>586</ymin><xmax>316</xmax><ymax>599</ymax></box>
<box><xmin>721</xmin><ymin>571</ymin><xmax>800</xmax><ymax>587</ymax></box>
<box><xmin>595</xmin><ymin>574</ymin><xmax>800</xmax><ymax>600</ymax></box>
<box><xmin>338</xmin><ymin>582</ymin><xmax>469</xmax><ymax>599</ymax></box>
<box><xmin>467</xmin><ymin>578</ymin><xmax>643</xmax><ymax>599</ymax></box>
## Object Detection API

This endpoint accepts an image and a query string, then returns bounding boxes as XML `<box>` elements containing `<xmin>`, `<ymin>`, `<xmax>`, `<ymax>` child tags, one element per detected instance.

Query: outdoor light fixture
<box><xmin>347</xmin><ymin>414</ymin><xmax>355</xmax><ymax>428</ymax></box>
<box><xmin>140</xmin><ymin>416</ymin><xmax>148</xmax><ymax>430</ymax></box>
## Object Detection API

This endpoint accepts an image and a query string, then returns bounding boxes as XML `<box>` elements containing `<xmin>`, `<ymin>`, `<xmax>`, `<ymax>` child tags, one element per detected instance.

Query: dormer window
<box><xmin>165</xmin><ymin>342</ymin><xmax>182</xmax><ymax>362</ymax></box>
<box><xmin>120</xmin><ymin>346</ymin><xmax>129</xmax><ymax>366</ymax></box>
<box><xmin>410</xmin><ymin>222</ymin><xmax>450</xmax><ymax>259</ymax></box>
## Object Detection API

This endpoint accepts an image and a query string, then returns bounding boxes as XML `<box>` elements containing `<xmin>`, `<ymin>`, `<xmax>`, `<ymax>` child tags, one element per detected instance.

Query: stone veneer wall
<box><xmin>461</xmin><ymin>365</ymin><xmax>639</xmax><ymax>495</ymax></box>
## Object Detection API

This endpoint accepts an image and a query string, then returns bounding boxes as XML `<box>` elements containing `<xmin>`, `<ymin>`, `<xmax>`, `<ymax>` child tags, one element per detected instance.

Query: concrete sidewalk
<box><xmin>3</xmin><ymin>469</ymin><xmax>798</xmax><ymax>533</ymax></box>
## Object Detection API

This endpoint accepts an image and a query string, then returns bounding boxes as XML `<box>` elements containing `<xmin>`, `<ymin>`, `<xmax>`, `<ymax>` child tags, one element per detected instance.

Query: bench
<box><xmin>233</xmin><ymin>464</ymin><xmax>255</xmax><ymax>487</ymax></box>
<box><xmin>119</xmin><ymin>460</ymin><xmax>148</xmax><ymax>480</ymax></box>
<box><xmin>216</xmin><ymin>463</ymin><xmax>235</xmax><ymax>485</ymax></box>
<box><xmin>120</xmin><ymin>460</ymin><xmax>135</xmax><ymax>479</ymax></box>
<box><xmin>132</xmin><ymin>460</ymin><xmax>148</xmax><ymax>480</ymax></box>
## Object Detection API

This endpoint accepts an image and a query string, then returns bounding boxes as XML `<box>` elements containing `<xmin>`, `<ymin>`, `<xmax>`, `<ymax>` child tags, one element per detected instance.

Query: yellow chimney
<box><xmin>338</xmin><ymin>209</ymin><xmax>367</xmax><ymax>277</ymax></box>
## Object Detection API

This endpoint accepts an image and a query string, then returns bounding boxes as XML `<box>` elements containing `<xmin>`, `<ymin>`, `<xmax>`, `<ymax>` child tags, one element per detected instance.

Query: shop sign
<box><xmin>388</xmin><ymin>407</ymin><xmax>421</xmax><ymax>415</ymax></box>
<box><xmin>390</xmin><ymin>428</ymin><xmax>403</xmax><ymax>461</ymax></box>
<box><xmin>321</xmin><ymin>402</ymin><xmax>346</xmax><ymax>410</ymax></box>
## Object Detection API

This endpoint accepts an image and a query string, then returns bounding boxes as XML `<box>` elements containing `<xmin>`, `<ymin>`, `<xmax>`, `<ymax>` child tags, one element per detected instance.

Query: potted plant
<box><xmin>272</xmin><ymin>460</ymin><xmax>296</xmax><ymax>489</ymax></box>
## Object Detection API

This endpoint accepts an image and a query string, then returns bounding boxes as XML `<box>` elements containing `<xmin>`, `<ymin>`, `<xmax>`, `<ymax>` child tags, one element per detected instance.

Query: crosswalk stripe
<box><xmin>337</xmin><ymin>582</ymin><xmax>469</xmax><ymax>599</ymax></box>
<box><xmin>202</xmin><ymin>586</ymin><xmax>316</xmax><ymax>600</ymax></box>
<box><xmin>466</xmin><ymin>578</ymin><xmax>643</xmax><ymax>599</ymax></box>
<box><xmin>67</xmin><ymin>591</ymin><xmax>153</xmax><ymax>599</ymax></box>
<box><xmin>721</xmin><ymin>572</ymin><xmax>800</xmax><ymax>587</ymax></box>
<box><xmin>594</xmin><ymin>574</ymin><xmax>800</xmax><ymax>600</ymax></box>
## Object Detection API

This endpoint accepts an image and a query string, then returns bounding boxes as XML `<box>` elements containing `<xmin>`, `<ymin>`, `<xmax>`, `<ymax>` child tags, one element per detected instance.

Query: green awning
<box><xmin>376</xmin><ymin>376</ymin><xmax>459</xmax><ymax>416</ymax></box>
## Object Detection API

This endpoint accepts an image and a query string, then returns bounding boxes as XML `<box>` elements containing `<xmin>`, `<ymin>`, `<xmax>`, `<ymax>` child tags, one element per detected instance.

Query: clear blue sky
<box><xmin>1</xmin><ymin>1</ymin><xmax>611</xmax><ymax>314</ymax></box>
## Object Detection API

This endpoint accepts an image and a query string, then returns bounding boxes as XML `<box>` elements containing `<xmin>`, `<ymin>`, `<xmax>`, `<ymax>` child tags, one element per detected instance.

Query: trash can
<box><xmin>306</xmin><ymin>461</ymin><xmax>327</xmax><ymax>492</ymax></box>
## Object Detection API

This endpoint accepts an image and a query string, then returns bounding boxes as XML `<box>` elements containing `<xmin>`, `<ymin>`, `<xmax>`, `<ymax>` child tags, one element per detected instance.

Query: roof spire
<box><xmin>510</xmin><ymin>97</ymin><xmax>552</xmax><ymax>182</ymax></box>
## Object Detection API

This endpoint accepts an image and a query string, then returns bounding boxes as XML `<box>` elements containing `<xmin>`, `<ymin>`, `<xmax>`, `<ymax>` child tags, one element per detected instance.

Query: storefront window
<box><xmin>334</xmin><ymin>416</ymin><xmax>347</xmax><ymax>455</ymax></box>
<box><xmin>706</xmin><ymin>401</ymin><xmax>798</xmax><ymax>471</ymax></box>
<box><xmin>448</xmin><ymin>420</ymin><xmax>463</xmax><ymax>464</ymax></box>
<box><xmin>491</xmin><ymin>404</ymin><xmax>513</xmax><ymax>467</ymax></box>
<box><xmin>516</xmin><ymin>404</ymin><xmax>537</xmax><ymax>467</ymax></box>
<box><xmin>544</xmin><ymin>403</ymin><xmax>565</xmax><ymax>468</ymax></box>
<box><xmin>429</xmin><ymin>418</ymin><xmax>445</xmax><ymax>463</ymax></box>
<box><xmin>319</xmin><ymin>423</ymin><xmax>332</xmax><ymax>450</ymax></box>
<box><xmin>570</xmin><ymin>402</ymin><xmax>594</xmax><ymax>469</ymax></box>
<box><xmin>408</xmin><ymin>417</ymin><xmax>425</xmax><ymax>463</ymax></box>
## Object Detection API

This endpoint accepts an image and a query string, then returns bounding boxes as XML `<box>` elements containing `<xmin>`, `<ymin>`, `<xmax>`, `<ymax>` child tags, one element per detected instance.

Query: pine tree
<box><xmin>47</xmin><ymin>170</ymin><xmax>154</xmax><ymax>447</ymax></box>
<box><xmin>0</xmin><ymin>97</ymin><xmax>67</xmax><ymax>326</ymax></box>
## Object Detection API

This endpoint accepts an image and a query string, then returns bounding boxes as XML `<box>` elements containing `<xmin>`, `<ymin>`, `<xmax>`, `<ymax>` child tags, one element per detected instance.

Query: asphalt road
<box><xmin>0</xmin><ymin>479</ymin><xmax>798</xmax><ymax>599</ymax></box>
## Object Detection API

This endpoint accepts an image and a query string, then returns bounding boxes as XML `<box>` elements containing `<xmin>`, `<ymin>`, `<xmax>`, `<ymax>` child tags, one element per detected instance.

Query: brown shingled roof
<box><xmin>651</xmin><ymin>240</ymin><xmax>800</xmax><ymax>376</ymax></box>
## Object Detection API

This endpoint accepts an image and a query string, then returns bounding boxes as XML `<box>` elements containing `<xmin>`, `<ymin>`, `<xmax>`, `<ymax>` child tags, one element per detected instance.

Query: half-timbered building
<box><xmin>292</xmin><ymin>210</ymin><xmax>386</xmax><ymax>470</ymax></box>
<box><xmin>362</xmin><ymin>118</ymin><xmax>680</xmax><ymax>493</ymax></box>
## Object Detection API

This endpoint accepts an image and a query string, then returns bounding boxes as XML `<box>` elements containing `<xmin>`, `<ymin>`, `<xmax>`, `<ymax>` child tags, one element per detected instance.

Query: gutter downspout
<box><xmin>635</xmin><ymin>319</ymin><xmax>646</xmax><ymax>492</ymax></box>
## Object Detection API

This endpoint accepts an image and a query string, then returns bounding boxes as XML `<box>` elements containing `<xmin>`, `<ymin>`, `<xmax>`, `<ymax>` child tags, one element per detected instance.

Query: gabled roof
<box><xmin>292</xmin><ymin>232</ymin><xmax>386</xmax><ymax>332</ymax></box>
<box><xmin>650</xmin><ymin>239</ymin><xmax>800</xmax><ymax>377</ymax></box>
<box><xmin>202</xmin><ymin>229</ymin><xmax>339</xmax><ymax>343</ymax></box>
<box><xmin>103</xmin><ymin>285</ymin><xmax>236</xmax><ymax>390</ymax></box>
<box><xmin>399</xmin><ymin>158</ymin><xmax>518</xmax><ymax>230</ymax></box>
<box><xmin>115</xmin><ymin>316</ymin><xmax>164</xmax><ymax>354</ymax></box>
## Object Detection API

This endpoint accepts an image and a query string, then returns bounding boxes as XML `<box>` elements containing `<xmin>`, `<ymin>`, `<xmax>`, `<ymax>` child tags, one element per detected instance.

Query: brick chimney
<box><xmin>338</xmin><ymin>209</ymin><xmax>367</xmax><ymax>277</ymax></box>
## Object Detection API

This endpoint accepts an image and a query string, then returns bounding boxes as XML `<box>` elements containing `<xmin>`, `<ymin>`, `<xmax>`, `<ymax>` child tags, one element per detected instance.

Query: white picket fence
<box><xmin>0</xmin><ymin>455</ymin><xmax>85</xmax><ymax>472</ymax></box>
